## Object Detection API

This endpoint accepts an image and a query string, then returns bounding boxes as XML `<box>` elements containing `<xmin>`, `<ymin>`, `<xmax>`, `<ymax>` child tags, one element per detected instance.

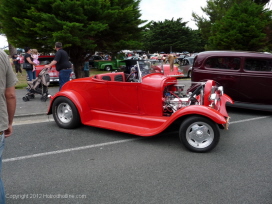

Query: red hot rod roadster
<box><xmin>48</xmin><ymin>60</ymin><xmax>233</xmax><ymax>152</ymax></box>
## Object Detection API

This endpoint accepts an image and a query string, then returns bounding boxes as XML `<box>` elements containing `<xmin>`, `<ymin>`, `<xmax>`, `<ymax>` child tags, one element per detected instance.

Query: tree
<box><xmin>142</xmin><ymin>18</ymin><xmax>204</xmax><ymax>53</ymax></box>
<box><xmin>192</xmin><ymin>0</ymin><xmax>271</xmax><ymax>45</ymax></box>
<box><xmin>208</xmin><ymin>1</ymin><xmax>272</xmax><ymax>51</ymax></box>
<box><xmin>0</xmin><ymin>0</ymin><xmax>145</xmax><ymax>77</ymax></box>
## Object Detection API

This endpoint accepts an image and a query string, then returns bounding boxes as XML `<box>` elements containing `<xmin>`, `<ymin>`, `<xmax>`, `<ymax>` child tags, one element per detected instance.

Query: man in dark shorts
<box><xmin>45</xmin><ymin>42</ymin><xmax>72</xmax><ymax>90</ymax></box>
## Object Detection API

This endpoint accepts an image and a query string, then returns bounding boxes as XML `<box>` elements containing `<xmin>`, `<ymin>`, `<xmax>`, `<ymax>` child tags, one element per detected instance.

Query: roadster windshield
<box><xmin>136</xmin><ymin>60</ymin><xmax>163</xmax><ymax>80</ymax></box>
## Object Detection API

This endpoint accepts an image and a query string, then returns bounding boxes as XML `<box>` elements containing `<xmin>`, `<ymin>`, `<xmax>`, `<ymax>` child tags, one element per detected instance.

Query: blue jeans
<box><xmin>59</xmin><ymin>69</ymin><xmax>72</xmax><ymax>90</ymax></box>
<box><xmin>26</xmin><ymin>70</ymin><xmax>36</xmax><ymax>81</ymax></box>
<box><xmin>0</xmin><ymin>132</ymin><xmax>5</xmax><ymax>203</ymax></box>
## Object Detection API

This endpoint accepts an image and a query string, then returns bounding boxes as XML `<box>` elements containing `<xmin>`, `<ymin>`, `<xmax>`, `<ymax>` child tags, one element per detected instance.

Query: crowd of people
<box><xmin>9</xmin><ymin>48</ymin><xmax>40</xmax><ymax>81</ymax></box>
<box><xmin>9</xmin><ymin>42</ymin><xmax>72</xmax><ymax>90</ymax></box>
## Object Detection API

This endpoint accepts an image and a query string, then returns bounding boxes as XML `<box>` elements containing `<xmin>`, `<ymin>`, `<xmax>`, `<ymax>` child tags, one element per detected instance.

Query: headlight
<box><xmin>218</xmin><ymin>86</ymin><xmax>224</xmax><ymax>96</ymax></box>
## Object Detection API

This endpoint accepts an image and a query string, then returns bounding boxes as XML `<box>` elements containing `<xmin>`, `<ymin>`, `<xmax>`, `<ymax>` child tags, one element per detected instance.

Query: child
<box><xmin>31</xmin><ymin>49</ymin><xmax>40</xmax><ymax>71</ymax></box>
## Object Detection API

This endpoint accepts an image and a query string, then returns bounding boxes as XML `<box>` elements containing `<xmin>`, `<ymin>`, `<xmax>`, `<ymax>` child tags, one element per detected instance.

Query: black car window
<box><xmin>245</xmin><ymin>58</ymin><xmax>272</xmax><ymax>72</ymax></box>
<box><xmin>181</xmin><ymin>59</ymin><xmax>189</xmax><ymax>66</ymax></box>
<box><xmin>39</xmin><ymin>57</ymin><xmax>54</xmax><ymax>65</ymax></box>
<box><xmin>205</xmin><ymin>57</ymin><xmax>240</xmax><ymax>70</ymax></box>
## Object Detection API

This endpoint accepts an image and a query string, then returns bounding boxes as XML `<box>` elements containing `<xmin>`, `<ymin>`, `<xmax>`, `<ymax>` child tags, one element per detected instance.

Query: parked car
<box><xmin>150</xmin><ymin>55</ymin><xmax>159</xmax><ymax>60</ymax></box>
<box><xmin>149</xmin><ymin>60</ymin><xmax>184</xmax><ymax>78</ymax></box>
<box><xmin>35</xmin><ymin>55</ymin><xmax>75</xmax><ymax>83</ymax></box>
<box><xmin>88</xmin><ymin>55</ymin><xmax>104</xmax><ymax>68</ymax></box>
<box><xmin>176</xmin><ymin>55</ymin><xmax>187</xmax><ymax>64</ymax></box>
<box><xmin>191</xmin><ymin>51</ymin><xmax>272</xmax><ymax>111</ymax></box>
<box><xmin>179</xmin><ymin>57</ymin><xmax>194</xmax><ymax>78</ymax></box>
<box><xmin>126</xmin><ymin>56</ymin><xmax>142</xmax><ymax>60</ymax></box>
<box><xmin>47</xmin><ymin>60</ymin><xmax>233</xmax><ymax>152</ymax></box>
<box><xmin>94</xmin><ymin>59</ymin><xmax>126</xmax><ymax>71</ymax></box>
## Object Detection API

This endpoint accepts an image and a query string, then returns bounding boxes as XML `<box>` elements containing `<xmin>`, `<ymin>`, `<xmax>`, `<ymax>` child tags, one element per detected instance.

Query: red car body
<box><xmin>35</xmin><ymin>55</ymin><xmax>75</xmax><ymax>83</ymax></box>
<box><xmin>160</xmin><ymin>64</ymin><xmax>184</xmax><ymax>78</ymax></box>
<box><xmin>48</xmin><ymin>61</ymin><xmax>233</xmax><ymax>152</ymax></box>
<box><xmin>149</xmin><ymin>60</ymin><xmax>184</xmax><ymax>78</ymax></box>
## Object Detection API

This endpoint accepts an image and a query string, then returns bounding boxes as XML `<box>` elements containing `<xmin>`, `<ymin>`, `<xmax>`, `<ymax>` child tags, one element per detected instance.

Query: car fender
<box><xmin>171</xmin><ymin>105</ymin><xmax>228</xmax><ymax>125</ymax></box>
<box><xmin>218</xmin><ymin>93</ymin><xmax>233</xmax><ymax>117</ymax></box>
<box><xmin>136</xmin><ymin>105</ymin><xmax>229</xmax><ymax>136</ymax></box>
<box><xmin>100</xmin><ymin>63</ymin><xmax>113</xmax><ymax>69</ymax></box>
<box><xmin>47</xmin><ymin>90</ymin><xmax>90</xmax><ymax>121</ymax></box>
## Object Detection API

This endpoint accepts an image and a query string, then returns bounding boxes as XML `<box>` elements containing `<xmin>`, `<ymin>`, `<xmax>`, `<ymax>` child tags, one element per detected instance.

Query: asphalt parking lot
<box><xmin>3</xmin><ymin>105</ymin><xmax>272</xmax><ymax>204</ymax></box>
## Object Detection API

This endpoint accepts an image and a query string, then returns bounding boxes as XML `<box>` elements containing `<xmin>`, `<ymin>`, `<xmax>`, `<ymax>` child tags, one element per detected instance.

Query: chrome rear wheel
<box><xmin>57</xmin><ymin>102</ymin><xmax>73</xmax><ymax>124</ymax></box>
<box><xmin>52</xmin><ymin>97</ymin><xmax>81</xmax><ymax>129</ymax></box>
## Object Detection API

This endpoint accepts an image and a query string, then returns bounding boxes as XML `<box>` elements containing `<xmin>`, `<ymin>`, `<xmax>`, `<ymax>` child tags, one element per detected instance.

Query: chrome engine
<box><xmin>162</xmin><ymin>81</ymin><xmax>224</xmax><ymax>116</ymax></box>
<box><xmin>163</xmin><ymin>84</ymin><xmax>191</xmax><ymax>116</ymax></box>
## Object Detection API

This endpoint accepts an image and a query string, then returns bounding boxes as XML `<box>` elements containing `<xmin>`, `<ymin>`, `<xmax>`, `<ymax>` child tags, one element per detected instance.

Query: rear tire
<box><xmin>179</xmin><ymin>116</ymin><xmax>220</xmax><ymax>152</ymax></box>
<box><xmin>52</xmin><ymin>97</ymin><xmax>81</xmax><ymax>129</ymax></box>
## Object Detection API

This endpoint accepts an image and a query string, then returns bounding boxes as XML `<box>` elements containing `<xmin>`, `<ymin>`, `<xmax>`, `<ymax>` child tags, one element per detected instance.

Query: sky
<box><xmin>139</xmin><ymin>0</ymin><xmax>207</xmax><ymax>29</ymax></box>
<box><xmin>0</xmin><ymin>35</ymin><xmax>8</xmax><ymax>50</ymax></box>
<box><xmin>0</xmin><ymin>0</ymin><xmax>208</xmax><ymax>49</ymax></box>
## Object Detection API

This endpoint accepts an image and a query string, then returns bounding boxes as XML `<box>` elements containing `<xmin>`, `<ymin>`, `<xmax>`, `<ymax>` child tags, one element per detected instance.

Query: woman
<box><xmin>24</xmin><ymin>47</ymin><xmax>37</xmax><ymax>81</ymax></box>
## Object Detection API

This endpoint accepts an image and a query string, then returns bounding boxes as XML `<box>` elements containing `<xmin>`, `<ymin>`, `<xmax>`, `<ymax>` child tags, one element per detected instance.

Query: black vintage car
<box><xmin>89</xmin><ymin>55</ymin><xmax>104</xmax><ymax>67</ymax></box>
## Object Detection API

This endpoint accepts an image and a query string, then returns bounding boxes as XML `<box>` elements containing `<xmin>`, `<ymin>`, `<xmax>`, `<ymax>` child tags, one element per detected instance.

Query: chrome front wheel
<box><xmin>179</xmin><ymin>116</ymin><xmax>220</xmax><ymax>152</ymax></box>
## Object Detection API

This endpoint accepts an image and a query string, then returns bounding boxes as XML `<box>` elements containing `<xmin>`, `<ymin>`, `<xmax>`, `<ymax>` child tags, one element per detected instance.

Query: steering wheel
<box><xmin>126</xmin><ymin>70</ymin><xmax>138</xmax><ymax>82</ymax></box>
<box><xmin>126</xmin><ymin>66</ymin><xmax>138</xmax><ymax>82</ymax></box>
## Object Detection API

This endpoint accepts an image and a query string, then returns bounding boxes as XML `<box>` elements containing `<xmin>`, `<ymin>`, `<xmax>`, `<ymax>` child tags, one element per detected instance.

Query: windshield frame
<box><xmin>135</xmin><ymin>60</ymin><xmax>164</xmax><ymax>82</ymax></box>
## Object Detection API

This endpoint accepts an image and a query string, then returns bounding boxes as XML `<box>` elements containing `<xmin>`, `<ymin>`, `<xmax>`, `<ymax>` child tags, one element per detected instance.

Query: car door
<box><xmin>238</xmin><ymin>57</ymin><xmax>272</xmax><ymax>104</ymax></box>
<box><xmin>193</xmin><ymin>56</ymin><xmax>242</xmax><ymax>101</ymax></box>
<box><xmin>107</xmin><ymin>81</ymin><xmax>140</xmax><ymax>114</ymax></box>
<box><xmin>87</xmin><ymin>79</ymin><xmax>111</xmax><ymax>111</ymax></box>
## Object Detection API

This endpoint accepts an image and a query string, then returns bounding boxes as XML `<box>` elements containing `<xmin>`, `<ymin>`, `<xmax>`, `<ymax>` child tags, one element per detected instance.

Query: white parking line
<box><xmin>3</xmin><ymin>138</ymin><xmax>138</xmax><ymax>163</ymax></box>
<box><xmin>229</xmin><ymin>116</ymin><xmax>270</xmax><ymax>124</ymax></box>
<box><xmin>4</xmin><ymin>115</ymin><xmax>270</xmax><ymax>162</ymax></box>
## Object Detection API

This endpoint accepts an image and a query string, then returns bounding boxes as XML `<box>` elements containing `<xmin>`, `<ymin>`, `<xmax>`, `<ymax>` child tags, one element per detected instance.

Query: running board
<box><xmin>83</xmin><ymin>110</ymin><xmax>168</xmax><ymax>136</ymax></box>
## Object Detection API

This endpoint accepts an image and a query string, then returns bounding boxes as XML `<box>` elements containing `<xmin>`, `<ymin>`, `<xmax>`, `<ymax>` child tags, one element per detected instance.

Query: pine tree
<box><xmin>0</xmin><ymin>0</ymin><xmax>145</xmax><ymax>77</ymax></box>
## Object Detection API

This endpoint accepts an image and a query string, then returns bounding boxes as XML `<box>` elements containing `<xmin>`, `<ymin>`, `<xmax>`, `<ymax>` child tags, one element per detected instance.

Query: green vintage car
<box><xmin>94</xmin><ymin>59</ymin><xmax>126</xmax><ymax>71</ymax></box>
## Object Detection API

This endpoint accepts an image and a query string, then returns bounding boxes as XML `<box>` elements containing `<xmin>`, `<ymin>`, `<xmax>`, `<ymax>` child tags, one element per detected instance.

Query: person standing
<box><xmin>24</xmin><ymin>47</ymin><xmax>37</xmax><ymax>82</ymax></box>
<box><xmin>45</xmin><ymin>42</ymin><xmax>72</xmax><ymax>90</ymax></box>
<box><xmin>19</xmin><ymin>54</ymin><xmax>24</xmax><ymax>73</ymax></box>
<box><xmin>157</xmin><ymin>54</ymin><xmax>162</xmax><ymax>62</ymax></box>
<box><xmin>0</xmin><ymin>49</ymin><xmax>17</xmax><ymax>204</ymax></box>
<box><xmin>12</xmin><ymin>54</ymin><xmax>22</xmax><ymax>76</ymax></box>
<box><xmin>83</xmin><ymin>60</ymin><xmax>90</xmax><ymax>77</ymax></box>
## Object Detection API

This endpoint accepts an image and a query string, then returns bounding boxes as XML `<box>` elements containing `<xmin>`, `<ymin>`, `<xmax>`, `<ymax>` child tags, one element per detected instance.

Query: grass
<box><xmin>15</xmin><ymin>70</ymin><xmax>29</xmax><ymax>89</ymax></box>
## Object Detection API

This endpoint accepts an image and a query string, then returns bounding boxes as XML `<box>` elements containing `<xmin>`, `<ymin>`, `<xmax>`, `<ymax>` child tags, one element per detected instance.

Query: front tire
<box><xmin>105</xmin><ymin>66</ymin><xmax>111</xmax><ymax>71</ymax></box>
<box><xmin>179</xmin><ymin>116</ymin><xmax>220</xmax><ymax>152</ymax></box>
<box><xmin>52</xmin><ymin>97</ymin><xmax>81</xmax><ymax>129</ymax></box>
